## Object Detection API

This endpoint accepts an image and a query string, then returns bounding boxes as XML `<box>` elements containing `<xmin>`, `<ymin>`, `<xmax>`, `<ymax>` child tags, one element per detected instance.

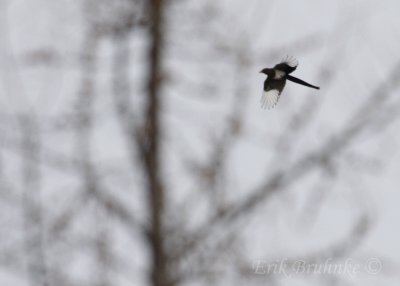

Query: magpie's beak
<box><xmin>259</xmin><ymin>70</ymin><xmax>263</xmax><ymax>73</ymax></box>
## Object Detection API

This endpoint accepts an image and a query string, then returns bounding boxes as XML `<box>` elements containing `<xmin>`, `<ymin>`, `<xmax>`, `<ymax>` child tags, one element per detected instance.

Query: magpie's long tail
<box><xmin>287</xmin><ymin>75</ymin><xmax>320</xmax><ymax>90</ymax></box>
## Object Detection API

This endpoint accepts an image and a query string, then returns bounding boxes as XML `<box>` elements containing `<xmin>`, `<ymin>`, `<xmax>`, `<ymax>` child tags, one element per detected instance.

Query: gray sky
<box><xmin>1</xmin><ymin>0</ymin><xmax>400</xmax><ymax>285</ymax></box>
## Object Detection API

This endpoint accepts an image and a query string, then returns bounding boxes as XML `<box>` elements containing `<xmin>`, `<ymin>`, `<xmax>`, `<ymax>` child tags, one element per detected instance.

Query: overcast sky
<box><xmin>1</xmin><ymin>1</ymin><xmax>400</xmax><ymax>285</ymax></box>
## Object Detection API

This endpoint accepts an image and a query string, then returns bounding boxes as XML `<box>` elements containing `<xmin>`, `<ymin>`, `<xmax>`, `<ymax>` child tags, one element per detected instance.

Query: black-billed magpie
<box><xmin>259</xmin><ymin>56</ymin><xmax>320</xmax><ymax>109</ymax></box>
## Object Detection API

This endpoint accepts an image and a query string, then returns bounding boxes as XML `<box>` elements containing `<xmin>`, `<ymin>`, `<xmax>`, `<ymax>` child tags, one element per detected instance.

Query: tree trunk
<box><xmin>145</xmin><ymin>1</ymin><xmax>169</xmax><ymax>286</ymax></box>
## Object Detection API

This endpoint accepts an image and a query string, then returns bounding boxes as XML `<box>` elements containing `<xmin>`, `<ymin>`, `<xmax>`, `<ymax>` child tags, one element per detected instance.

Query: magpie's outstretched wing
<box><xmin>260</xmin><ymin>89</ymin><xmax>281</xmax><ymax>109</ymax></box>
<box><xmin>286</xmin><ymin>75</ymin><xmax>320</xmax><ymax>90</ymax></box>
<box><xmin>274</xmin><ymin>56</ymin><xmax>298</xmax><ymax>74</ymax></box>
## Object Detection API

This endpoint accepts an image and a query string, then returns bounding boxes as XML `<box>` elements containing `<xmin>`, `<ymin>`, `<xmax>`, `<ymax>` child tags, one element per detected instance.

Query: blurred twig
<box><xmin>177</xmin><ymin>60</ymin><xmax>400</xmax><ymax>274</ymax></box>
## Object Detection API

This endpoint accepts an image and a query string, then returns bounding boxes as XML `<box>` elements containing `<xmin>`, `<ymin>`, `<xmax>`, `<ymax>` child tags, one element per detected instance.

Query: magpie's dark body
<box><xmin>259</xmin><ymin>56</ymin><xmax>319</xmax><ymax>109</ymax></box>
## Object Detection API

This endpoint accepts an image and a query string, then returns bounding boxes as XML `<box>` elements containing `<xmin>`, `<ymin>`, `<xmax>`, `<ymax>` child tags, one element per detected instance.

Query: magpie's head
<box><xmin>260</xmin><ymin>68</ymin><xmax>273</xmax><ymax>75</ymax></box>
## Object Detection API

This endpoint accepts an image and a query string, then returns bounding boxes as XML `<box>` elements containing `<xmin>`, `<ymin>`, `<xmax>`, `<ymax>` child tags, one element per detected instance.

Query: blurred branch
<box><xmin>225</xmin><ymin>60</ymin><xmax>400</xmax><ymax>220</ymax></box>
<box><xmin>111</xmin><ymin>31</ymin><xmax>144</xmax><ymax>178</ymax></box>
<box><xmin>238</xmin><ymin>213</ymin><xmax>371</xmax><ymax>280</ymax></box>
<box><xmin>302</xmin><ymin>213</ymin><xmax>371</xmax><ymax>262</ymax></box>
<box><xmin>272</xmin><ymin>55</ymin><xmax>339</xmax><ymax>163</ymax></box>
<box><xmin>143</xmin><ymin>1</ymin><xmax>171</xmax><ymax>285</ymax></box>
<box><xmin>94</xmin><ymin>210</ymin><xmax>112</xmax><ymax>286</ymax></box>
<box><xmin>189</xmin><ymin>47</ymin><xmax>249</xmax><ymax>208</ymax></box>
<box><xmin>1</xmin><ymin>2</ymin><xmax>399</xmax><ymax>286</ymax></box>
<box><xmin>1</xmin><ymin>4</ymin><xmax>49</xmax><ymax>285</ymax></box>
<box><xmin>179</xmin><ymin>60</ymin><xmax>400</xmax><ymax>267</ymax></box>
<box><xmin>19</xmin><ymin>114</ymin><xmax>48</xmax><ymax>286</ymax></box>
<box><xmin>0</xmin><ymin>132</ymin><xmax>145</xmax><ymax>240</ymax></box>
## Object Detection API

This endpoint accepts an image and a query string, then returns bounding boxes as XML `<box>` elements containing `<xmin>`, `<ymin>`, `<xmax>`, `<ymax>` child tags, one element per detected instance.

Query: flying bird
<box><xmin>259</xmin><ymin>56</ymin><xmax>320</xmax><ymax>109</ymax></box>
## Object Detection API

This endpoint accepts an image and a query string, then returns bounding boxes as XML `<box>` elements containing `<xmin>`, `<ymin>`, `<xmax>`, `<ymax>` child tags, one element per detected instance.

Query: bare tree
<box><xmin>1</xmin><ymin>1</ymin><xmax>400</xmax><ymax>286</ymax></box>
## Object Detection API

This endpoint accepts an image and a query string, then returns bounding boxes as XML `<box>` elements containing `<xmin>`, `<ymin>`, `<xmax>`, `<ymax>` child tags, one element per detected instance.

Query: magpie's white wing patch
<box><xmin>282</xmin><ymin>55</ymin><xmax>298</xmax><ymax>68</ymax></box>
<box><xmin>274</xmin><ymin>70</ymin><xmax>285</xmax><ymax>79</ymax></box>
<box><xmin>260</xmin><ymin>89</ymin><xmax>281</xmax><ymax>109</ymax></box>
